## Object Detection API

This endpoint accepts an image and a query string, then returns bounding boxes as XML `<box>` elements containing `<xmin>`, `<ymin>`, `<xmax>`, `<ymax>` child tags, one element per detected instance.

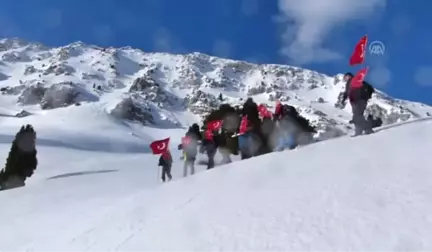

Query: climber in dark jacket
<box><xmin>341</xmin><ymin>72</ymin><xmax>374</xmax><ymax>136</ymax></box>
<box><xmin>158</xmin><ymin>150</ymin><xmax>172</xmax><ymax>182</ymax></box>
<box><xmin>241</xmin><ymin>98</ymin><xmax>260</xmax><ymax>126</ymax></box>
<box><xmin>240</xmin><ymin>98</ymin><xmax>266</xmax><ymax>155</ymax></box>
<box><xmin>200</xmin><ymin>128</ymin><xmax>217</xmax><ymax>169</ymax></box>
<box><xmin>278</xmin><ymin>104</ymin><xmax>316</xmax><ymax>147</ymax></box>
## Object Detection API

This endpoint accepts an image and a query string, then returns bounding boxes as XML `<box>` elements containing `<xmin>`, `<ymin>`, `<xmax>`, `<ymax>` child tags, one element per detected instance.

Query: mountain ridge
<box><xmin>0</xmin><ymin>37</ymin><xmax>431</xmax><ymax>141</ymax></box>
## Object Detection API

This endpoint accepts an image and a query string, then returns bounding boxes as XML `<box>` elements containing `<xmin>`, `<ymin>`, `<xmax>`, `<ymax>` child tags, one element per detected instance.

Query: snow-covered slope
<box><xmin>1</xmin><ymin>118</ymin><xmax>432</xmax><ymax>251</ymax></box>
<box><xmin>1</xmin><ymin>37</ymin><xmax>431</xmax><ymax>142</ymax></box>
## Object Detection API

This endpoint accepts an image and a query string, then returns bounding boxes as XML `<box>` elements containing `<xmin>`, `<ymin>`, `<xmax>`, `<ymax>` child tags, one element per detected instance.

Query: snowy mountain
<box><xmin>1</xmin><ymin>37</ymin><xmax>432</xmax><ymax>250</ymax></box>
<box><xmin>0</xmin><ymin>118</ymin><xmax>432</xmax><ymax>250</ymax></box>
<box><xmin>1</xmin><ymin>37</ymin><xmax>431</xmax><ymax>142</ymax></box>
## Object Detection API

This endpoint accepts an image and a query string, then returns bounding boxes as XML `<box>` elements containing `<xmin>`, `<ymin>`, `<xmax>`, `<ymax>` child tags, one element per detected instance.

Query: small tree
<box><xmin>218</xmin><ymin>93</ymin><xmax>223</xmax><ymax>101</ymax></box>
<box><xmin>0</xmin><ymin>125</ymin><xmax>38</xmax><ymax>190</ymax></box>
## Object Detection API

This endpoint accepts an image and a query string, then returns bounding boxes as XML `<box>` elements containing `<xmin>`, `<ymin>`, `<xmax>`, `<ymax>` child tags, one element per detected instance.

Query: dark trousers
<box><xmin>207</xmin><ymin>151</ymin><xmax>216</xmax><ymax>169</ymax></box>
<box><xmin>351</xmin><ymin>100</ymin><xmax>373</xmax><ymax>135</ymax></box>
<box><xmin>161</xmin><ymin>165</ymin><xmax>172</xmax><ymax>182</ymax></box>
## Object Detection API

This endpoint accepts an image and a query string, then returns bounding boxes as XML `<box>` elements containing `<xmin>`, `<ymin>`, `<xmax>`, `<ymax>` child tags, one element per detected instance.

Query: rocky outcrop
<box><xmin>366</xmin><ymin>104</ymin><xmax>414</xmax><ymax>125</ymax></box>
<box><xmin>107</xmin><ymin>79</ymin><xmax>125</xmax><ymax>89</ymax></box>
<box><xmin>24</xmin><ymin>65</ymin><xmax>38</xmax><ymax>75</ymax></box>
<box><xmin>43</xmin><ymin>62</ymin><xmax>75</xmax><ymax>76</ymax></box>
<box><xmin>82</xmin><ymin>72</ymin><xmax>105</xmax><ymax>81</ymax></box>
<box><xmin>17</xmin><ymin>82</ymin><xmax>81</xmax><ymax>109</ymax></box>
<box><xmin>268</xmin><ymin>91</ymin><xmax>290</xmax><ymax>102</ymax></box>
<box><xmin>184</xmin><ymin>89</ymin><xmax>219</xmax><ymax>115</ymax></box>
<box><xmin>247</xmin><ymin>81</ymin><xmax>267</xmax><ymax>96</ymax></box>
<box><xmin>1</xmin><ymin>51</ymin><xmax>31</xmax><ymax>62</ymax></box>
<box><xmin>1</xmin><ymin>85</ymin><xmax>26</xmax><ymax>95</ymax></box>
<box><xmin>15</xmin><ymin>110</ymin><xmax>32</xmax><ymax>118</ymax></box>
<box><xmin>17</xmin><ymin>83</ymin><xmax>46</xmax><ymax>105</ymax></box>
<box><xmin>129</xmin><ymin>76</ymin><xmax>172</xmax><ymax>105</ymax></box>
<box><xmin>40</xmin><ymin>82</ymin><xmax>80</xmax><ymax>109</ymax></box>
<box><xmin>129</xmin><ymin>76</ymin><xmax>157</xmax><ymax>92</ymax></box>
<box><xmin>110</xmin><ymin>95</ymin><xmax>154</xmax><ymax>124</ymax></box>
<box><xmin>0</xmin><ymin>38</ymin><xmax>430</xmax><ymax>137</ymax></box>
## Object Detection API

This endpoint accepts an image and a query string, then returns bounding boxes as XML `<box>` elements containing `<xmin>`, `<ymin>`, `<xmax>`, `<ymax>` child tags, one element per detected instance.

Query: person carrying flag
<box><xmin>340</xmin><ymin>71</ymin><xmax>374</xmax><ymax>136</ymax></box>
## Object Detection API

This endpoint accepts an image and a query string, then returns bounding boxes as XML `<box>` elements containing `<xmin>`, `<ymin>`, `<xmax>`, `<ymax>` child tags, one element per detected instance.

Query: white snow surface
<box><xmin>1</xmin><ymin>37</ymin><xmax>432</xmax><ymax>251</ymax></box>
<box><xmin>1</xmin><ymin>118</ymin><xmax>432</xmax><ymax>251</ymax></box>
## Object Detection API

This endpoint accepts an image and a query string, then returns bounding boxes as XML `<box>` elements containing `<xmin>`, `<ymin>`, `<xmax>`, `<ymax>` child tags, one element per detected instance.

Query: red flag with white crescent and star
<box><xmin>207</xmin><ymin>120</ymin><xmax>223</xmax><ymax>131</ymax></box>
<box><xmin>149</xmin><ymin>137</ymin><xmax>170</xmax><ymax>155</ymax></box>
<box><xmin>350</xmin><ymin>35</ymin><xmax>368</xmax><ymax>66</ymax></box>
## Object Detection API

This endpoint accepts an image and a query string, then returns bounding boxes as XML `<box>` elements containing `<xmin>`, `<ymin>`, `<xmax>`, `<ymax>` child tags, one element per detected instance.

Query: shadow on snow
<box><xmin>47</xmin><ymin>169</ymin><xmax>118</xmax><ymax>180</ymax></box>
<box><xmin>0</xmin><ymin>134</ymin><xmax>151</xmax><ymax>154</ymax></box>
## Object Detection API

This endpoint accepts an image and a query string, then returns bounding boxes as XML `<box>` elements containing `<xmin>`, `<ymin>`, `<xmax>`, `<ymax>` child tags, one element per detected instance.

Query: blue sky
<box><xmin>0</xmin><ymin>0</ymin><xmax>431</xmax><ymax>104</ymax></box>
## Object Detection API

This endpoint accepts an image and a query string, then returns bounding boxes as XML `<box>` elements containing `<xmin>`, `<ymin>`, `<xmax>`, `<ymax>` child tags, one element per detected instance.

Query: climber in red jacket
<box><xmin>274</xmin><ymin>100</ymin><xmax>283</xmax><ymax>120</ymax></box>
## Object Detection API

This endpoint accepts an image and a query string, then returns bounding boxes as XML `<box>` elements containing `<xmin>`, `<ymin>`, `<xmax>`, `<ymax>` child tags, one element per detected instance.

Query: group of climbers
<box><xmin>158</xmin><ymin>97</ymin><xmax>317</xmax><ymax>182</ymax></box>
<box><xmin>157</xmin><ymin>69</ymin><xmax>378</xmax><ymax>182</ymax></box>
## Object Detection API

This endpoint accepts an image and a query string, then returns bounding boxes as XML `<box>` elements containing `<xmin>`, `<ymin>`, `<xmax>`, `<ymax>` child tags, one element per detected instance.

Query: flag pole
<box><xmin>157</xmin><ymin>162</ymin><xmax>162</xmax><ymax>183</ymax></box>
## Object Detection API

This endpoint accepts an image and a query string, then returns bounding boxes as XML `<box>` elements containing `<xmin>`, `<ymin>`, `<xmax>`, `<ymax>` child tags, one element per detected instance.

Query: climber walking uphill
<box><xmin>149</xmin><ymin>137</ymin><xmax>172</xmax><ymax>182</ymax></box>
<box><xmin>158</xmin><ymin>150</ymin><xmax>173</xmax><ymax>182</ymax></box>
<box><xmin>275</xmin><ymin>104</ymin><xmax>316</xmax><ymax>149</ymax></box>
<box><xmin>201</xmin><ymin>127</ymin><xmax>218</xmax><ymax>169</ymax></box>
<box><xmin>340</xmin><ymin>72</ymin><xmax>374</xmax><ymax>136</ymax></box>
<box><xmin>237</xmin><ymin>115</ymin><xmax>255</xmax><ymax>159</ymax></box>
<box><xmin>273</xmin><ymin>100</ymin><xmax>283</xmax><ymax>121</ymax></box>
<box><xmin>238</xmin><ymin>98</ymin><xmax>268</xmax><ymax>158</ymax></box>
<box><xmin>178</xmin><ymin>124</ymin><xmax>202</xmax><ymax>177</ymax></box>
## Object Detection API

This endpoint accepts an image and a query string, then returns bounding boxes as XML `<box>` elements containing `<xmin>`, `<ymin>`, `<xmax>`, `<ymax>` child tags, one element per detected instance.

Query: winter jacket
<box><xmin>181</xmin><ymin>138</ymin><xmax>198</xmax><ymax>161</ymax></box>
<box><xmin>241</xmin><ymin>98</ymin><xmax>260</xmax><ymax>124</ymax></box>
<box><xmin>159</xmin><ymin>152</ymin><xmax>172</xmax><ymax>167</ymax></box>
<box><xmin>178</xmin><ymin>125</ymin><xmax>202</xmax><ymax>158</ymax></box>
<box><xmin>279</xmin><ymin>105</ymin><xmax>316</xmax><ymax>134</ymax></box>
<box><xmin>274</xmin><ymin>102</ymin><xmax>283</xmax><ymax>120</ymax></box>
<box><xmin>343</xmin><ymin>77</ymin><xmax>374</xmax><ymax>103</ymax></box>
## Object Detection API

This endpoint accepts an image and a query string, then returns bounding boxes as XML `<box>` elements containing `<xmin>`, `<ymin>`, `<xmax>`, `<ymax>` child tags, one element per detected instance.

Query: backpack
<box><xmin>362</xmin><ymin>81</ymin><xmax>375</xmax><ymax>99</ymax></box>
<box><xmin>282</xmin><ymin>105</ymin><xmax>298</xmax><ymax>117</ymax></box>
<box><xmin>182</xmin><ymin>135</ymin><xmax>197</xmax><ymax>157</ymax></box>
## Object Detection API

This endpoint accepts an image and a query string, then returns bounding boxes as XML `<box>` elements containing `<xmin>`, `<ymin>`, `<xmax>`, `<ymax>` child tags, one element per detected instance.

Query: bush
<box><xmin>0</xmin><ymin>125</ymin><xmax>38</xmax><ymax>190</ymax></box>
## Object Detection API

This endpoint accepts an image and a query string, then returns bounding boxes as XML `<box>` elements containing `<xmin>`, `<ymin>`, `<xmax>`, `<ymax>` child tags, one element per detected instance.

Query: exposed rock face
<box><xmin>18</xmin><ymin>83</ymin><xmax>46</xmax><ymax>105</ymax></box>
<box><xmin>129</xmin><ymin>76</ymin><xmax>156</xmax><ymax>92</ymax></box>
<box><xmin>24</xmin><ymin>65</ymin><xmax>38</xmax><ymax>75</ymax></box>
<box><xmin>17</xmin><ymin>82</ymin><xmax>81</xmax><ymax>109</ymax></box>
<box><xmin>43</xmin><ymin>62</ymin><xmax>75</xmax><ymax>76</ymax></box>
<box><xmin>15</xmin><ymin>110</ymin><xmax>32</xmax><ymax>118</ymax></box>
<box><xmin>1</xmin><ymin>85</ymin><xmax>26</xmax><ymax>95</ymax></box>
<box><xmin>1</xmin><ymin>51</ymin><xmax>31</xmax><ymax>62</ymax></box>
<box><xmin>82</xmin><ymin>72</ymin><xmax>105</xmax><ymax>81</ymax></box>
<box><xmin>184</xmin><ymin>89</ymin><xmax>220</xmax><ymax>115</ymax></box>
<box><xmin>110</xmin><ymin>95</ymin><xmax>154</xmax><ymax>124</ymax></box>
<box><xmin>0</xmin><ymin>37</ymin><xmax>431</xmax><ymax>137</ymax></box>
<box><xmin>40</xmin><ymin>82</ymin><xmax>80</xmax><ymax>109</ymax></box>
<box><xmin>129</xmin><ymin>75</ymin><xmax>173</xmax><ymax>105</ymax></box>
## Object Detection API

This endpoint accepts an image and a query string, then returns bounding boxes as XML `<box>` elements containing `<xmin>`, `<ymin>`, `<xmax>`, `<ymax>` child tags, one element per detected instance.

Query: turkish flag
<box><xmin>350</xmin><ymin>35</ymin><xmax>368</xmax><ymax>66</ymax></box>
<box><xmin>181</xmin><ymin>136</ymin><xmax>191</xmax><ymax>146</ymax></box>
<box><xmin>149</xmin><ymin>137</ymin><xmax>170</xmax><ymax>155</ymax></box>
<box><xmin>258</xmin><ymin>104</ymin><xmax>271</xmax><ymax>118</ymax></box>
<box><xmin>204</xmin><ymin>129</ymin><xmax>213</xmax><ymax>140</ymax></box>
<box><xmin>274</xmin><ymin>100</ymin><xmax>282</xmax><ymax>114</ymax></box>
<box><xmin>351</xmin><ymin>67</ymin><xmax>369</xmax><ymax>89</ymax></box>
<box><xmin>207</xmin><ymin>120</ymin><xmax>223</xmax><ymax>131</ymax></box>
<box><xmin>239</xmin><ymin>115</ymin><xmax>249</xmax><ymax>134</ymax></box>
